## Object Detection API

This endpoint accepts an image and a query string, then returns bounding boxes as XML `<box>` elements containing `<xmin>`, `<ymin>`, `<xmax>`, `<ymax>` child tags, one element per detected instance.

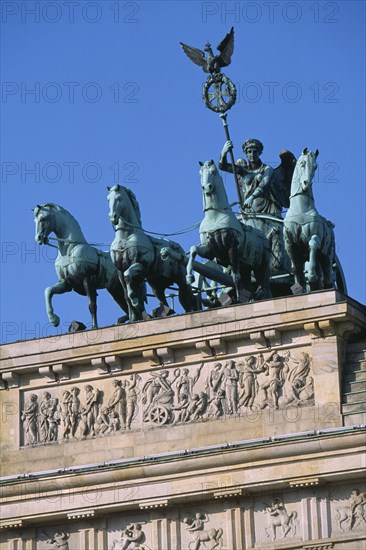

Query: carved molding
<box><xmin>214</xmin><ymin>487</ymin><xmax>245</xmax><ymax>499</ymax></box>
<box><xmin>250</xmin><ymin>330</ymin><xmax>267</xmax><ymax>347</ymax></box>
<box><xmin>338</xmin><ymin>321</ymin><xmax>361</xmax><ymax>339</ymax></box>
<box><xmin>305</xmin><ymin>320</ymin><xmax>361</xmax><ymax>340</ymax></box>
<box><xmin>156</xmin><ymin>347</ymin><xmax>174</xmax><ymax>364</ymax></box>
<box><xmin>289</xmin><ymin>477</ymin><xmax>320</xmax><ymax>488</ymax></box>
<box><xmin>195</xmin><ymin>340</ymin><xmax>214</xmax><ymax>357</ymax></box>
<box><xmin>209</xmin><ymin>338</ymin><xmax>227</xmax><ymax>356</ymax></box>
<box><xmin>53</xmin><ymin>363</ymin><xmax>70</xmax><ymax>380</ymax></box>
<box><xmin>91</xmin><ymin>357</ymin><xmax>109</xmax><ymax>375</ymax></box>
<box><xmin>264</xmin><ymin>328</ymin><xmax>282</xmax><ymax>347</ymax></box>
<box><xmin>139</xmin><ymin>499</ymin><xmax>168</xmax><ymax>510</ymax></box>
<box><xmin>303</xmin><ymin>544</ymin><xmax>334</xmax><ymax>550</ymax></box>
<box><xmin>318</xmin><ymin>320</ymin><xmax>338</xmax><ymax>337</ymax></box>
<box><xmin>2</xmin><ymin>371</ymin><xmax>19</xmax><ymax>388</ymax></box>
<box><xmin>38</xmin><ymin>366</ymin><xmax>56</xmax><ymax>382</ymax></box>
<box><xmin>105</xmin><ymin>355</ymin><xmax>123</xmax><ymax>372</ymax></box>
<box><xmin>304</xmin><ymin>322</ymin><xmax>323</xmax><ymax>338</ymax></box>
<box><xmin>142</xmin><ymin>349</ymin><xmax>160</xmax><ymax>365</ymax></box>
<box><xmin>0</xmin><ymin>519</ymin><xmax>23</xmax><ymax>530</ymax></box>
<box><xmin>67</xmin><ymin>509</ymin><xmax>95</xmax><ymax>520</ymax></box>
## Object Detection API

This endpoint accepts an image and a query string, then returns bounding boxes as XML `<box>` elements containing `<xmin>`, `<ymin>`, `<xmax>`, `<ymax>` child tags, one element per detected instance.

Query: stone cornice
<box><xmin>1</xmin><ymin>291</ymin><xmax>365</xmax><ymax>380</ymax></box>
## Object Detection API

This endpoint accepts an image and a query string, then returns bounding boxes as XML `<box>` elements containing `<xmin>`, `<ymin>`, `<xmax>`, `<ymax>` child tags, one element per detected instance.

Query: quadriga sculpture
<box><xmin>107</xmin><ymin>185</ymin><xmax>196</xmax><ymax>321</ymax></box>
<box><xmin>186</xmin><ymin>160</ymin><xmax>271</xmax><ymax>302</ymax></box>
<box><xmin>34</xmin><ymin>203</ymin><xmax>128</xmax><ymax>329</ymax></box>
<box><xmin>283</xmin><ymin>149</ymin><xmax>336</xmax><ymax>291</ymax></box>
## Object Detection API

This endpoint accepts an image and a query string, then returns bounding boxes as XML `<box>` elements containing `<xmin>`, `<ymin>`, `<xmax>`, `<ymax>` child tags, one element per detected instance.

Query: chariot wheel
<box><xmin>149</xmin><ymin>405</ymin><xmax>170</xmax><ymax>426</ymax></box>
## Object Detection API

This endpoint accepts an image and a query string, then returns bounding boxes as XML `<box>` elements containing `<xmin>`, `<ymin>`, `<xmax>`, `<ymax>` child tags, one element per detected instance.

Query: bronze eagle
<box><xmin>180</xmin><ymin>27</ymin><xmax>234</xmax><ymax>75</ymax></box>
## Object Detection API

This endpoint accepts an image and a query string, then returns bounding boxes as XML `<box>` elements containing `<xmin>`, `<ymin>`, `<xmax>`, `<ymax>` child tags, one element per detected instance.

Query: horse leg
<box><xmin>265</xmin><ymin>524</ymin><xmax>276</xmax><ymax>541</ymax></box>
<box><xmin>107</xmin><ymin>280</ymin><xmax>129</xmax><ymax>321</ymax></box>
<box><xmin>186</xmin><ymin>245</ymin><xmax>198</xmax><ymax>284</ymax></box>
<box><xmin>116</xmin><ymin>270</ymin><xmax>139</xmax><ymax>322</ymax></box>
<box><xmin>319</xmin><ymin>252</ymin><xmax>335</xmax><ymax>289</ymax></box>
<box><xmin>187</xmin><ymin>244</ymin><xmax>214</xmax><ymax>284</ymax></box>
<box><xmin>45</xmin><ymin>280</ymin><xmax>72</xmax><ymax>327</ymax></box>
<box><xmin>124</xmin><ymin>263</ymin><xmax>146</xmax><ymax>319</ymax></box>
<box><xmin>83</xmin><ymin>278</ymin><xmax>98</xmax><ymax>329</ymax></box>
<box><xmin>307</xmin><ymin>235</ymin><xmax>321</xmax><ymax>287</ymax></box>
<box><xmin>210</xmin><ymin>529</ymin><xmax>223</xmax><ymax>549</ymax></box>
<box><xmin>253</xmin><ymin>256</ymin><xmax>272</xmax><ymax>300</ymax></box>
<box><xmin>284</xmin><ymin>229</ymin><xmax>306</xmax><ymax>290</ymax></box>
<box><xmin>227</xmin><ymin>241</ymin><xmax>243</xmax><ymax>302</ymax></box>
<box><xmin>151</xmin><ymin>282</ymin><xmax>170</xmax><ymax>309</ymax></box>
<box><xmin>176</xmin><ymin>270</ymin><xmax>197</xmax><ymax>312</ymax></box>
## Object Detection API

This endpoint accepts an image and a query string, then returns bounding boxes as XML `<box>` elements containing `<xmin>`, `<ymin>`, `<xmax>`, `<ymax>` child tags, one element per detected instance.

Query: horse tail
<box><xmin>125</xmin><ymin>187</ymin><xmax>142</xmax><ymax>225</ymax></box>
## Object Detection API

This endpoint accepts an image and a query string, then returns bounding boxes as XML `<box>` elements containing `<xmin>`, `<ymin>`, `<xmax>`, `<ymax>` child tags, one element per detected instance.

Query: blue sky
<box><xmin>1</xmin><ymin>0</ymin><xmax>365</xmax><ymax>343</ymax></box>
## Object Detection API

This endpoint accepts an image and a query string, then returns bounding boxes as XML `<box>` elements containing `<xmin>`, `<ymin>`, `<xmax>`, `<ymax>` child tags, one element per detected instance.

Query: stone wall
<box><xmin>1</xmin><ymin>290</ymin><xmax>365</xmax><ymax>549</ymax></box>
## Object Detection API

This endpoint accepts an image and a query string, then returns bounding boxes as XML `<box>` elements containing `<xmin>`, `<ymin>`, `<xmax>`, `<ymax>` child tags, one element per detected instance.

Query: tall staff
<box><xmin>180</xmin><ymin>27</ymin><xmax>242</xmax><ymax>205</ymax></box>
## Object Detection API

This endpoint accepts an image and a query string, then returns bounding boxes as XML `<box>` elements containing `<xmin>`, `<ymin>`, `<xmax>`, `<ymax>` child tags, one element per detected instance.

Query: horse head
<box><xmin>199</xmin><ymin>159</ymin><xmax>220</xmax><ymax>195</ymax></box>
<box><xmin>107</xmin><ymin>185</ymin><xmax>124</xmax><ymax>225</ymax></box>
<box><xmin>33</xmin><ymin>203</ymin><xmax>56</xmax><ymax>245</ymax></box>
<box><xmin>107</xmin><ymin>185</ymin><xmax>142</xmax><ymax>227</ymax></box>
<box><xmin>292</xmin><ymin>148</ymin><xmax>319</xmax><ymax>196</ymax></box>
<box><xmin>199</xmin><ymin>159</ymin><xmax>228</xmax><ymax>211</ymax></box>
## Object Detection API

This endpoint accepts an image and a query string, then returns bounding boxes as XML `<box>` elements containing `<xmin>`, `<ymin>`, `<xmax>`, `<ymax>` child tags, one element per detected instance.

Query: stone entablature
<box><xmin>1</xmin><ymin>290</ymin><xmax>365</xmax><ymax>549</ymax></box>
<box><xmin>1</xmin><ymin>291</ymin><xmax>363</xmax><ymax>381</ymax></box>
<box><xmin>1</xmin><ymin>479</ymin><xmax>365</xmax><ymax>549</ymax></box>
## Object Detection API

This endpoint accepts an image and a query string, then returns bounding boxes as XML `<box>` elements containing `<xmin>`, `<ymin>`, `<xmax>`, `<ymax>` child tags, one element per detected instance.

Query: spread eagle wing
<box><xmin>270</xmin><ymin>150</ymin><xmax>297</xmax><ymax>209</ymax></box>
<box><xmin>180</xmin><ymin>42</ymin><xmax>209</xmax><ymax>72</ymax></box>
<box><xmin>216</xmin><ymin>27</ymin><xmax>234</xmax><ymax>68</ymax></box>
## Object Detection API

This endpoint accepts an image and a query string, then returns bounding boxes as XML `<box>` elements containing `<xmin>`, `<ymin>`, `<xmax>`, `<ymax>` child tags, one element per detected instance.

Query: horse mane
<box><xmin>123</xmin><ymin>187</ymin><xmax>142</xmax><ymax>225</ymax></box>
<box><xmin>42</xmin><ymin>203</ymin><xmax>67</xmax><ymax>213</ymax></box>
<box><xmin>40</xmin><ymin>203</ymin><xmax>78</xmax><ymax>221</ymax></box>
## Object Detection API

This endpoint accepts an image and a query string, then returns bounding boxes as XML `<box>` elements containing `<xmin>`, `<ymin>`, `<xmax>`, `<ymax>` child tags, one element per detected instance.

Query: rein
<box><xmin>112</xmin><ymin>213</ymin><xmax>200</xmax><ymax>237</ymax></box>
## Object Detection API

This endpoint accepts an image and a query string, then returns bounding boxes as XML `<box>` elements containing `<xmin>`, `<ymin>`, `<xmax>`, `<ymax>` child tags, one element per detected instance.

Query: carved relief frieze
<box><xmin>333</xmin><ymin>488</ymin><xmax>366</xmax><ymax>533</ymax></box>
<box><xmin>107</xmin><ymin>514</ymin><xmax>152</xmax><ymax>550</ymax></box>
<box><xmin>45</xmin><ymin>531</ymin><xmax>70</xmax><ymax>549</ymax></box>
<box><xmin>183</xmin><ymin>512</ymin><xmax>224</xmax><ymax>549</ymax></box>
<box><xmin>109</xmin><ymin>522</ymin><xmax>151</xmax><ymax>550</ymax></box>
<box><xmin>20</xmin><ymin>349</ymin><xmax>315</xmax><ymax>445</ymax></box>
<box><xmin>2</xmin><ymin>484</ymin><xmax>366</xmax><ymax>549</ymax></box>
<box><xmin>256</xmin><ymin>497</ymin><xmax>300</xmax><ymax>543</ymax></box>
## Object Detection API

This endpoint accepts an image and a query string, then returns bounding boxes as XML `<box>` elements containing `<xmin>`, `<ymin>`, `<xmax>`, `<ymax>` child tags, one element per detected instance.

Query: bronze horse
<box><xmin>187</xmin><ymin>160</ymin><xmax>271</xmax><ymax>301</ymax></box>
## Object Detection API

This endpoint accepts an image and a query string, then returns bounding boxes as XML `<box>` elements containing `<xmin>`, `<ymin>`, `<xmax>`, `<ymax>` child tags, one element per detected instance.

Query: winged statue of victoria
<box><xmin>180</xmin><ymin>27</ymin><xmax>234</xmax><ymax>75</ymax></box>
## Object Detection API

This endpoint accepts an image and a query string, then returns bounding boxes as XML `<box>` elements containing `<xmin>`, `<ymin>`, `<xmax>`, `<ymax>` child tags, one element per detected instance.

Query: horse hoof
<box><xmin>186</xmin><ymin>275</ymin><xmax>195</xmax><ymax>284</ymax></box>
<box><xmin>50</xmin><ymin>315</ymin><xmax>60</xmax><ymax>327</ymax></box>
<box><xmin>117</xmin><ymin>315</ymin><xmax>129</xmax><ymax>324</ymax></box>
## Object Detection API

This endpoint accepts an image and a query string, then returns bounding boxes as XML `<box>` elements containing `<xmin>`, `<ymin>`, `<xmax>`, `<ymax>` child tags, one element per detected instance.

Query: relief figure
<box><xmin>238</xmin><ymin>354</ymin><xmax>264</xmax><ymax>409</ymax></box>
<box><xmin>259</xmin><ymin>351</ymin><xmax>289</xmax><ymax>409</ymax></box>
<box><xmin>264</xmin><ymin>498</ymin><xmax>298</xmax><ymax>541</ymax></box>
<box><xmin>206</xmin><ymin>362</ymin><xmax>224</xmax><ymax>399</ymax></box>
<box><xmin>21</xmin><ymin>393</ymin><xmax>39</xmax><ymax>445</ymax></box>
<box><xmin>183</xmin><ymin>512</ymin><xmax>223</xmax><ymax>549</ymax></box>
<box><xmin>335</xmin><ymin>489</ymin><xmax>366</xmax><ymax>531</ymax></box>
<box><xmin>108</xmin><ymin>379</ymin><xmax>126</xmax><ymax>430</ymax></box>
<box><xmin>110</xmin><ymin>522</ymin><xmax>150</xmax><ymax>549</ymax></box>
<box><xmin>59</xmin><ymin>390</ymin><xmax>72</xmax><ymax>439</ymax></box>
<box><xmin>39</xmin><ymin>391</ymin><xmax>58</xmax><ymax>442</ymax></box>
<box><xmin>81</xmin><ymin>384</ymin><xmax>99</xmax><ymax>436</ymax></box>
